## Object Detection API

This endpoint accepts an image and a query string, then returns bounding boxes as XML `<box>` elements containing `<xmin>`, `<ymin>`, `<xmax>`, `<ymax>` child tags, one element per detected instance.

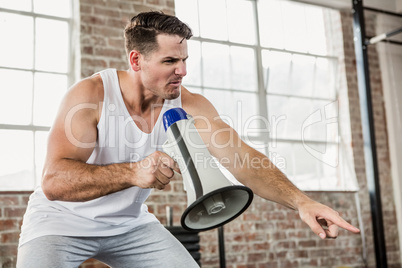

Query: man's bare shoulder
<box><xmin>51</xmin><ymin>73</ymin><xmax>105</xmax><ymax>126</ymax></box>
<box><xmin>66</xmin><ymin>73</ymin><xmax>104</xmax><ymax>104</ymax></box>
<box><xmin>181</xmin><ymin>87</ymin><xmax>216</xmax><ymax>116</ymax></box>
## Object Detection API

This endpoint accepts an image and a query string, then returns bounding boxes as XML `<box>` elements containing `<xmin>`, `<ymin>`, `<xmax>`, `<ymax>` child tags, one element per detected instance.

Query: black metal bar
<box><xmin>367</xmin><ymin>27</ymin><xmax>402</xmax><ymax>45</ymax></box>
<box><xmin>367</xmin><ymin>36</ymin><xmax>402</xmax><ymax>46</ymax></box>
<box><xmin>352</xmin><ymin>0</ymin><xmax>388</xmax><ymax>267</ymax></box>
<box><xmin>364</xmin><ymin>6</ymin><xmax>402</xmax><ymax>18</ymax></box>
<box><xmin>386</xmin><ymin>27</ymin><xmax>402</xmax><ymax>38</ymax></box>
<box><xmin>382</xmin><ymin>39</ymin><xmax>402</xmax><ymax>46</ymax></box>
<box><xmin>218</xmin><ymin>226</ymin><xmax>226</xmax><ymax>268</ymax></box>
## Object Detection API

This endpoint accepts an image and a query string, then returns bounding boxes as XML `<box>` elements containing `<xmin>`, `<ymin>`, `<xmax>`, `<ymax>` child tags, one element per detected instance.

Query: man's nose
<box><xmin>175</xmin><ymin>62</ymin><xmax>187</xmax><ymax>76</ymax></box>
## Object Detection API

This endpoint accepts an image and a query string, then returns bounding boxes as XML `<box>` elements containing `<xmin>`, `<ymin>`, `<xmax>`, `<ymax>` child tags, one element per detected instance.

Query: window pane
<box><xmin>202</xmin><ymin>43</ymin><xmax>230</xmax><ymax>88</ymax></box>
<box><xmin>281</xmin><ymin>1</ymin><xmax>308</xmax><ymax>53</ymax></box>
<box><xmin>291</xmin><ymin>142</ymin><xmax>327</xmax><ymax>189</ymax></box>
<box><xmin>34</xmin><ymin>0</ymin><xmax>71</xmax><ymax>18</ymax></box>
<box><xmin>267</xmin><ymin>96</ymin><xmax>332</xmax><ymax>141</ymax></box>
<box><xmin>0</xmin><ymin>13</ymin><xmax>34</xmax><ymax>69</ymax></box>
<box><xmin>227</xmin><ymin>0</ymin><xmax>256</xmax><ymax>45</ymax></box>
<box><xmin>0</xmin><ymin>69</ymin><xmax>33</xmax><ymax>125</ymax></box>
<box><xmin>301</xmin><ymin>100</ymin><xmax>339</xmax><ymax>142</ymax></box>
<box><xmin>262</xmin><ymin>50</ymin><xmax>292</xmax><ymax>94</ymax></box>
<box><xmin>185</xmin><ymin>86</ymin><xmax>202</xmax><ymax>95</ymax></box>
<box><xmin>0</xmin><ymin>130</ymin><xmax>34</xmax><ymax>190</ymax></box>
<box><xmin>230</xmin><ymin>46</ymin><xmax>257</xmax><ymax>91</ymax></box>
<box><xmin>268</xmin><ymin>141</ymin><xmax>294</xmax><ymax>175</ymax></box>
<box><xmin>33</xmin><ymin>72</ymin><xmax>67</xmax><ymax>126</ymax></box>
<box><xmin>293</xmin><ymin>142</ymin><xmax>319</xmax><ymax>178</ymax></box>
<box><xmin>199</xmin><ymin>0</ymin><xmax>227</xmax><ymax>41</ymax></box>
<box><xmin>269</xmin><ymin>141</ymin><xmax>339</xmax><ymax>190</ymax></box>
<box><xmin>174</xmin><ymin>0</ymin><xmax>199</xmax><ymax>37</ymax></box>
<box><xmin>204</xmin><ymin>89</ymin><xmax>258</xmax><ymax>134</ymax></box>
<box><xmin>199</xmin><ymin>44</ymin><xmax>258</xmax><ymax>91</ymax></box>
<box><xmin>204</xmin><ymin>89</ymin><xmax>233</xmax><ymax>123</ymax></box>
<box><xmin>314</xmin><ymin>57</ymin><xmax>337</xmax><ymax>99</ymax></box>
<box><xmin>263</xmin><ymin>51</ymin><xmax>336</xmax><ymax>100</ymax></box>
<box><xmin>293</xmin><ymin>142</ymin><xmax>339</xmax><ymax>190</ymax></box>
<box><xmin>184</xmin><ymin>40</ymin><xmax>202</xmax><ymax>86</ymax></box>
<box><xmin>35</xmin><ymin>131</ymin><xmax>49</xmax><ymax>187</ymax></box>
<box><xmin>233</xmin><ymin>91</ymin><xmax>259</xmax><ymax>136</ymax></box>
<box><xmin>258</xmin><ymin>0</ymin><xmax>285</xmax><ymax>49</ymax></box>
<box><xmin>305</xmin><ymin>6</ymin><xmax>327</xmax><ymax>55</ymax></box>
<box><xmin>0</xmin><ymin>0</ymin><xmax>31</xmax><ymax>12</ymax></box>
<box><xmin>290</xmin><ymin>54</ymin><xmax>316</xmax><ymax>97</ymax></box>
<box><xmin>35</xmin><ymin>18</ymin><xmax>69</xmax><ymax>72</ymax></box>
<box><xmin>258</xmin><ymin>0</ymin><xmax>328</xmax><ymax>55</ymax></box>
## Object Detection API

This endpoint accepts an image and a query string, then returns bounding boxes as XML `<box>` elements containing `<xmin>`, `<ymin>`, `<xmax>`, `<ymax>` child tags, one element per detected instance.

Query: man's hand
<box><xmin>132</xmin><ymin>151</ymin><xmax>181</xmax><ymax>190</ymax></box>
<box><xmin>297</xmin><ymin>200</ymin><xmax>360</xmax><ymax>239</ymax></box>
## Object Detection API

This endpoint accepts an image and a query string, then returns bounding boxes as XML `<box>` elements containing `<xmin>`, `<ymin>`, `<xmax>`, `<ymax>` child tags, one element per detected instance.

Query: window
<box><xmin>175</xmin><ymin>0</ymin><xmax>358</xmax><ymax>191</ymax></box>
<box><xmin>0</xmin><ymin>0</ymin><xmax>74</xmax><ymax>191</ymax></box>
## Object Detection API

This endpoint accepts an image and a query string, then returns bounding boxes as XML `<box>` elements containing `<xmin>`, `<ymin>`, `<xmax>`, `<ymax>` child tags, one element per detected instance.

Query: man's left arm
<box><xmin>182</xmin><ymin>89</ymin><xmax>360</xmax><ymax>239</ymax></box>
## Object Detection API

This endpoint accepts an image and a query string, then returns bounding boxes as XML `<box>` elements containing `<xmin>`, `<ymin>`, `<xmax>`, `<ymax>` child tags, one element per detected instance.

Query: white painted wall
<box><xmin>396</xmin><ymin>0</ymin><xmax>402</xmax><ymax>12</ymax></box>
<box><xmin>376</xmin><ymin>14</ymin><xmax>402</xmax><ymax>266</ymax></box>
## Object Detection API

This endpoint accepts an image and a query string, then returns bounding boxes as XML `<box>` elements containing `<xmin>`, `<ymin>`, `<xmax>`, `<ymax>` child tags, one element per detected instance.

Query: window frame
<box><xmin>0</xmin><ymin>2</ymin><xmax>75</xmax><ymax>191</ymax></box>
<box><xmin>175</xmin><ymin>0</ymin><xmax>358</xmax><ymax>192</ymax></box>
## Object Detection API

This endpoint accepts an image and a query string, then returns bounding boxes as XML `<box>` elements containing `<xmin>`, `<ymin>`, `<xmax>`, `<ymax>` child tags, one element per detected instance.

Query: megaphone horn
<box><xmin>162</xmin><ymin>108</ymin><xmax>253</xmax><ymax>232</ymax></box>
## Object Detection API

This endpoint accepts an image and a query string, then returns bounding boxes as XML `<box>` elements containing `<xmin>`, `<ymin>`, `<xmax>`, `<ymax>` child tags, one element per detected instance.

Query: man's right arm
<box><xmin>41</xmin><ymin>76</ymin><xmax>178</xmax><ymax>202</ymax></box>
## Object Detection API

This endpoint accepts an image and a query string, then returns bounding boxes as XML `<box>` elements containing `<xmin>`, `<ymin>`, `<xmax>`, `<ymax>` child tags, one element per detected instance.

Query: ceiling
<box><xmin>291</xmin><ymin>0</ymin><xmax>402</xmax><ymax>13</ymax></box>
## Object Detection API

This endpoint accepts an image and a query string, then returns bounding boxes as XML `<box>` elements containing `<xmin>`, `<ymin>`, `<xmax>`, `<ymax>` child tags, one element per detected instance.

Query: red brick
<box><xmin>0</xmin><ymin>219</ymin><xmax>19</xmax><ymax>230</ymax></box>
<box><xmin>298</xmin><ymin>240</ymin><xmax>316</xmax><ymax>247</ymax></box>
<box><xmin>1</xmin><ymin>232</ymin><xmax>20</xmax><ymax>244</ymax></box>
<box><xmin>0</xmin><ymin>196</ymin><xmax>19</xmax><ymax>206</ymax></box>
<box><xmin>4</xmin><ymin>207</ymin><xmax>26</xmax><ymax>218</ymax></box>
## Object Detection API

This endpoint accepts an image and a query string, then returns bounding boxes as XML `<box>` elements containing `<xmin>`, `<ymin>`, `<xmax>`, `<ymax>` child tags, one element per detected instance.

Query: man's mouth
<box><xmin>169</xmin><ymin>80</ymin><xmax>181</xmax><ymax>86</ymax></box>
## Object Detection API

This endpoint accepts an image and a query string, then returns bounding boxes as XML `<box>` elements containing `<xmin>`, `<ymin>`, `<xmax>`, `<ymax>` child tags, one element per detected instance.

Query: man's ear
<box><xmin>129</xmin><ymin>50</ymin><xmax>141</xmax><ymax>71</ymax></box>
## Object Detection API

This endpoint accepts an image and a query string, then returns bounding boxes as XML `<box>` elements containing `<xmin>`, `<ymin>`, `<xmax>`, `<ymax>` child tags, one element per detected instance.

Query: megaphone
<box><xmin>162</xmin><ymin>107</ymin><xmax>253</xmax><ymax>232</ymax></box>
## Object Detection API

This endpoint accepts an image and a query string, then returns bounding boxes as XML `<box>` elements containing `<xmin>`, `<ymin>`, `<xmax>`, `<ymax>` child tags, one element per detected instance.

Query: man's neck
<box><xmin>117</xmin><ymin>70</ymin><xmax>165</xmax><ymax>134</ymax></box>
<box><xmin>118</xmin><ymin>70</ymin><xmax>164</xmax><ymax>115</ymax></box>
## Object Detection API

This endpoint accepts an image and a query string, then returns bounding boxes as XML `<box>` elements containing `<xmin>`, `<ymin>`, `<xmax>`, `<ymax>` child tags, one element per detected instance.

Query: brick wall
<box><xmin>0</xmin><ymin>1</ymin><xmax>400</xmax><ymax>268</ymax></box>
<box><xmin>79</xmin><ymin>0</ymin><xmax>175</xmax><ymax>78</ymax></box>
<box><xmin>340</xmin><ymin>9</ymin><xmax>401</xmax><ymax>267</ymax></box>
<box><xmin>0</xmin><ymin>193</ymin><xmax>30</xmax><ymax>268</ymax></box>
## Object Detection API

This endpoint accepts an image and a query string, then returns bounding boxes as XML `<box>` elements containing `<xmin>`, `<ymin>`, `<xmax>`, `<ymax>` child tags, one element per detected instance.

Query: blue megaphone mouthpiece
<box><xmin>163</xmin><ymin>107</ymin><xmax>188</xmax><ymax>131</ymax></box>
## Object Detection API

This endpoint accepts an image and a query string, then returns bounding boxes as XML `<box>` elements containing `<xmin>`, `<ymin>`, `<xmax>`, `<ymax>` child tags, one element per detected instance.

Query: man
<box><xmin>17</xmin><ymin>11</ymin><xmax>360</xmax><ymax>267</ymax></box>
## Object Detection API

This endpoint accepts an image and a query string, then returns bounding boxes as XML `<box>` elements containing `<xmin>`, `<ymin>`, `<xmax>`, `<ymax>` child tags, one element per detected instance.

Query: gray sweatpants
<box><xmin>17</xmin><ymin>222</ymin><xmax>199</xmax><ymax>268</ymax></box>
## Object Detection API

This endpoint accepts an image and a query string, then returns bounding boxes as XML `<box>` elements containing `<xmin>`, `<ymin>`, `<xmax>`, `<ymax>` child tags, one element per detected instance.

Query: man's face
<box><xmin>139</xmin><ymin>34</ymin><xmax>188</xmax><ymax>100</ymax></box>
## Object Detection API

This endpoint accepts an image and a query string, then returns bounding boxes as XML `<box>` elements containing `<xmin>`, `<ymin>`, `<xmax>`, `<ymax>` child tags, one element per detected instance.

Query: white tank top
<box><xmin>19</xmin><ymin>69</ymin><xmax>182</xmax><ymax>247</ymax></box>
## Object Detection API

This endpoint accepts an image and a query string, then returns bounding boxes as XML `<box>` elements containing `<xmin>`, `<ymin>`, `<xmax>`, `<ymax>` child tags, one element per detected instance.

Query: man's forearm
<box><xmin>249</xmin><ymin>163</ymin><xmax>312</xmax><ymax>210</ymax></box>
<box><xmin>42</xmin><ymin>159</ymin><xmax>134</xmax><ymax>202</ymax></box>
<box><xmin>232</xmin><ymin>149</ymin><xmax>312</xmax><ymax>211</ymax></box>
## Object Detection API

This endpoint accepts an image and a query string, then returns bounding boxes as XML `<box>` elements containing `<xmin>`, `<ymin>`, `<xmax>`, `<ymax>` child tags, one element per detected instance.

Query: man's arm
<box><xmin>41</xmin><ymin>76</ymin><xmax>179</xmax><ymax>202</ymax></box>
<box><xmin>182</xmin><ymin>87</ymin><xmax>360</xmax><ymax>239</ymax></box>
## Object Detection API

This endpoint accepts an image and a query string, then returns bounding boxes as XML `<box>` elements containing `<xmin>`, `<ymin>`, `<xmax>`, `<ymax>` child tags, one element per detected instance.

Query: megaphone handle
<box><xmin>162</xmin><ymin>140</ymin><xmax>188</xmax><ymax>192</ymax></box>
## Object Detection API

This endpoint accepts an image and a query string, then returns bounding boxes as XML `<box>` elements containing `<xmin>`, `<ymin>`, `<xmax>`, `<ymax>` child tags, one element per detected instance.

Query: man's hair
<box><xmin>124</xmin><ymin>11</ymin><xmax>193</xmax><ymax>57</ymax></box>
